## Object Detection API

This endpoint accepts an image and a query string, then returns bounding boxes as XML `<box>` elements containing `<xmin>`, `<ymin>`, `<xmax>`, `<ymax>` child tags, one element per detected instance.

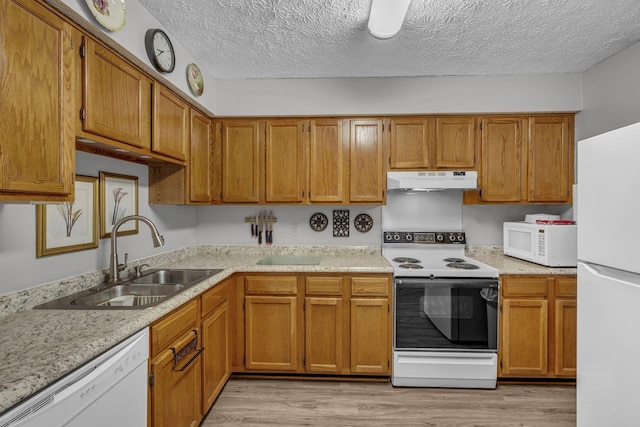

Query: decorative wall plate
<box><xmin>354</xmin><ymin>213</ymin><xmax>373</xmax><ymax>233</ymax></box>
<box><xmin>309</xmin><ymin>213</ymin><xmax>328</xmax><ymax>232</ymax></box>
<box><xmin>186</xmin><ymin>63</ymin><xmax>204</xmax><ymax>96</ymax></box>
<box><xmin>333</xmin><ymin>210</ymin><xmax>349</xmax><ymax>237</ymax></box>
<box><xmin>84</xmin><ymin>0</ymin><xmax>126</xmax><ymax>32</ymax></box>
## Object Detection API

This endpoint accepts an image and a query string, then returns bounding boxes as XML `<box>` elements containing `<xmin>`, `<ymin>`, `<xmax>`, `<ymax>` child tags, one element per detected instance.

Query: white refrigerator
<box><xmin>577</xmin><ymin>121</ymin><xmax>640</xmax><ymax>426</ymax></box>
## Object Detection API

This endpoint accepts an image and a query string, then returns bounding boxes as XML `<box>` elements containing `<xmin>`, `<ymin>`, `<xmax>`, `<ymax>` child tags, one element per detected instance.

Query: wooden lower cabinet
<box><xmin>149</xmin><ymin>300</ymin><xmax>202</xmax><ymax>427</ymax></box>
<box><xmin>237</xmin><ymin>273</ymin><xmax>391</xmax><ymax>376</ymax></box>
<box><xmin>499</xmin><ymin>275</ymin><xmax>576</xmax><ymax>379</ymax></box>
<box><xmin>201</xmin><ymin>280</ymin><xmax>231</xmax><ymax>411</ymax></box>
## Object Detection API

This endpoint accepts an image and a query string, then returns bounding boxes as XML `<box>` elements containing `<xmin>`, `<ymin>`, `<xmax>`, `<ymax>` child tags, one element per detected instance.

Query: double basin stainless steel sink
<box><xmin>35</xmin><ymin>268</ymin><xmax>222</xmax><ymax>310</ymax></box>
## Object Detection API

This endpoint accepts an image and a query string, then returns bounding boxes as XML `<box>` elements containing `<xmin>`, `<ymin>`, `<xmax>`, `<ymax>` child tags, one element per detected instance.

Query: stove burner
<box><xmin>398</xmin><ymin>263</ymin><xmax>424</xmax><ymax>269</ymax></box>
<box><xmin>443</xmin><ymin>257</ymin><xmax>465</xmax><ymax>263</ymax></box>
<box><xmin>446</xmin><ymin>262</ymin><xmax>480</xmax><ymax>270</ymax></box>
<box><xmin>393</xmin><ymin>257</ymin><xmax>421</xmax><ymax>264</ymax></box>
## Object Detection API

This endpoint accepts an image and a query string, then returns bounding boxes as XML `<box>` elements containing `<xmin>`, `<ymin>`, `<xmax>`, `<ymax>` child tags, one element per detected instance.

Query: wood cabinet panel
<box><xmin>389</xmin><ymin>118</ymin><xmax>430</xmax><ymax>169</ymax></box>
<box><xmin>500</xmin><ymin>299</ymin><xmax>549</xmax><ymax>376</ymax></box>
<box><xmin>350</xmin><ymin>120</ymin><xmax>384</xmax><ymax>203</ymax></box>
<box><xmin>150</xmin><ymin>330</ymin><xmax>202</xmax><ymax>427</ymax></box>
<box><xmin>151</xmin><ymin>300</ymin><xmax>199</xmax><ymax>355</ymax></box>
<box><xmin>221</xmin><ymin>120</ymin><xmax>261</xmax><ymax>203</ymax></box>
<box><xmin>189</xmin><ymin>110</ymin><xmax>212</xmax><ymax>203</ymax></box>
<box><xmin>527</xmin><ymin>116</ymin><xmax>572</xmax><ymax>202</ymax></box>
<box><xmin>351</xmin><ymin>277</ymin><xmax>389</xmax><ymax>297</ymax></box>
<box><xmin>479</xmin><ymin>117</ymin><xmax>525</xmax><ymax>202</ymax></box>
<box><xmin>265</xmin><ymin>120</ymin><xmax>305</xmax><ymax>203</ymax></box>
<box><xmin>245</xmin><ymin>295</ymin><xmax>298</xmax><ymax>371</ymax></box>
<box><xmin>152</xmin><ymin>84</ymin><xmax>188</xmax><ymax>161</ymax></box>
<box><xmin>201</xmin><ymin>301</ymin><xmax>230</xmax><ymax>411</ymax></box>
<box><xmin>435</xmin><ymin>117</ymin><xmax>475</xmax><ymax>169</ymax></box>
<box><xmin>500</xmin><ymin>275</ymin><xmax>576</xmax><ymax>380</ymax></box>
<box><xmin>0</xmin><ymin>0</ymin><xmax>74</xmax><ymax>199</ymax></box>
<box><xmin>305</xmin><ymin>297</ymin><xmax>343</xmax><ymax>373</ymax></box>
<box><xmin>81</xmin><ymin>38</ymin><xmax>151</xmax><ymax>148</ymax></box>
<box><xmin>309</xmin><ymin>119</ymin><xmax>346</xmax><ymax>203</ymax></box>
<box><xmin>350</xmin><ymin>298</ymin><xmax>389</xmax><ymax>374</ymax></box>
<box><xmin>245</xmin><ymin>276</ymin><xmax>298</xmax><ymax>295</ymax></box>
<box><xmin>305</xmin><ymin>276</ymin><xmax>343</xmax><ymax>296</ymax></box>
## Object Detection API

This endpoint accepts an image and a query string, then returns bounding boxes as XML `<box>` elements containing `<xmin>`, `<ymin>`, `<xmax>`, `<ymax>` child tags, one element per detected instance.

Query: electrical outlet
<box><xmin>291</xmin><ymin>223</ymin><xmax>299</xmax><ymax>236</ymax></box>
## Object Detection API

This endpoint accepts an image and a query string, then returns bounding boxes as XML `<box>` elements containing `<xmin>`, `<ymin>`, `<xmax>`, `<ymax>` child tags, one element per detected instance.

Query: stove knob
<box><xmin>436</xmin><ymin>233</ymin><xmax>443</xmax><ymax>242</ymax></box>
<box><xmin>405</xmin><ymin>233</ymin><xmax>413</xmax><ymax>241</ymax></box>
<box><xmin>384</xmin><ymin>233</ymin><xmax>392</xmax><ymax>241</ymax></box>
<box><xmin>449</xmin><ymin>234</ymin><xmax>456</xmax><ymax>242</ymax></box>
<box><xmin>393</xmin><ymin>233</ymin><xmax>401</xmax><ymax>241</ymax></box>
<box><xmin>457</xmin><ymin>234</ymin><xmax>464</xmax><ymax>241</ymax></box>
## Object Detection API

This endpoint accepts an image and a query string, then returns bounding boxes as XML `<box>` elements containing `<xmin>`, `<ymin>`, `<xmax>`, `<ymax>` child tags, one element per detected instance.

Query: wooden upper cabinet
<box><xmin>152</xmin><ymin>84</ymin><xmax>189</xmax><ymax>161</ymax></box>
<box><xmin>389</xmin><ymin>118</ymin><xmax>430</xmax><ymax>169</ymax></box>
<box><xmin>527</xmin><ymin>116</ymin><xmax>572</xmax><ymax>202</ymax></box>
<box><xmin>221</xmin><ymin>120</ymin><xmax>262</xmax><ymax>203</ymax></box>
<box><xmin>349</xmin><ymin>120</ymin><xmax>385</xmax><ymax>203</ymax></box>
<box><xmin>435</xmin><ymin>117</ymin><xmax>476</xmax><ymax>169</ymax></box>
<box><xmin>81</xmin><ymin>37</ymin><xmax>151</xmax><ymax>149</ymax></box>
<box><xmin>265</xmin><ymin>120</ymin><xmax>305</xmax><ymax>203</ymax></box>
<box><xmin>479</xmin><ymin>117</ymin><xmax>526</xmax><ymax>202</ymax></box>
<box><xmin>0</xmin><ymin>0</ymin><xmax>74</xmax><ymax>200</ymax></box>
<box><xmin>189</xmin><ymin>110</ymin><xmax>212</xmax><ymax>203</ymax></box>
<box><xmin>309</xmin><ymin>119</ymin><xmax>346</xmax><ymax>203</ymax></box>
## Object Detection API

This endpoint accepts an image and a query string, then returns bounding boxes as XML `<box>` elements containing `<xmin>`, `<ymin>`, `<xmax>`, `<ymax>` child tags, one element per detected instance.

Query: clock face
<box><xmin>145</xmin><ymin>29</ymin><xmax>175</xmax><ymax>73</ymax></box>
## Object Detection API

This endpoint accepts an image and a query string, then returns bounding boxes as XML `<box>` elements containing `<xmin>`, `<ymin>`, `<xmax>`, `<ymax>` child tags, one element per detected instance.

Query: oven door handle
<box><xmin>395</xmin><ymin>278</ymin><xmax>498</xmax><ymax>289</ymax></box>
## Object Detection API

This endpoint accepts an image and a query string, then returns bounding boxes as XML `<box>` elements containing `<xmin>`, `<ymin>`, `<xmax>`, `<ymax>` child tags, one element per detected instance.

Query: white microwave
<box><xmin>503</xmin><ymin>222</ymin><xmax>577</xmax><ymax>267</ymax></box>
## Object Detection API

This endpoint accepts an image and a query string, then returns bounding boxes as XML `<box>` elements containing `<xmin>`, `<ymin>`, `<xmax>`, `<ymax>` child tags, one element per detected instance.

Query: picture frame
<box><xmin>100</xmin><ymin>172</ymin><xmax>138</xmax><ymax>238</ymax></box>
<box><xmin>36</xmin><ymin>175</ymin><xmax>99</xmax><ymax>257</ymax></box>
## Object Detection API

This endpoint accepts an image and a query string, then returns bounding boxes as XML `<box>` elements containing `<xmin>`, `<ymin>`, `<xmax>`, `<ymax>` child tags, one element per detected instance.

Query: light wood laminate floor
<box><xmin>202</xmin><ymin>378</ymin><xmax>576</xmax><ymax>426</ymax></box>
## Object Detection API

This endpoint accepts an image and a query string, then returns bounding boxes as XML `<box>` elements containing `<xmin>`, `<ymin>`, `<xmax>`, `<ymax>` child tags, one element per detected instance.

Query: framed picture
<box><xmin>100</xmin><ymin>172</ymin><xmax>138</xmax><ymax>238</ymax></box>
<box><xmin>36</xmin><ymin>175</ymin><xmax>99</xmax><ymax>257</ymax></box>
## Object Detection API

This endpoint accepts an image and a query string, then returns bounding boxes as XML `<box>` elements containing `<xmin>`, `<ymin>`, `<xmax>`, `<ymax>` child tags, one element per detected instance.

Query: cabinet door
<box><xmin>150</xmin><ymin>331</ymin><xmax>202</xmax><ymax>427</ymax></box>
<box><xmin>350</xmin><ymin>120</ymin><xmax>384</xmax><ymax>203</ymax></box>
<box><xmin>222</xmin><ymin>120</ymin><xmax>261</xmax><ymax>203</ymax></box>
<box><xmin>350</xmin><ymin>298</ymin><xmax>389</xmax><ymax>374</ymax></box>
<box><xmin>0</xmin><ymin>0</ymin><xmax>74</xmax><ymax>198</ymax></box>
<box><xmin>245</xmin><ymin>296</ymin><xmax>298</xmax><ymax>371</ymax></box>
<box><xmin>435</xmin><ymin>117</ymin><xmax>475</xmax><ymax>169</ymax></box>
<box><xmin>189</xmin><ymin>110</ymin><xmax>212</xmax><ymax>203</ymax></box>
<box><xmin>527</xmin><ymin>116</ymin><xmax>572</xmax><ymax>202</ymax></box>
<box><xmin>389</xmin><ymin>118</ymin><xmax>430</xmax><ymax>169</ymax></box>
<box><xmin>201</xmin><ymin>301</ymin><xmax>230</xmax><ymax>411</ymax></box>
<box><xmin>309</xmin><ymin>119</ymin><xmax>346</xmax><ymax>203</ymax></box>
<box><xmin>152</xmin><ymin>84</ymin><xmax>188</xmax><ymax>161</ymax></box>
<box><xmin>81</xmin><ymin>38</ymin><xmax>151</xmax><ymax>148</ymax></box>
<box><xmin>553</xmin><ymin>277</ymin><xmax>577</xmax><ymax>377</ymax></box>
<box><xmin>500</xmin><ymin>299</ymin><xmax>548</xmax><ymax>377</ymax></box>
<box><xmin>265</xmin><ymin>120</ymin><xmax>305</xmax><ymax>203</ymax></box>
<box><xmin>305</xmin><ymin>297</ymin><xmax>343</xmax><ymax>373</ymax></box>
<box><xmin>480</xmin><ymin>117</ymin><xmax>526</xmax><ymax>202</ymax></box>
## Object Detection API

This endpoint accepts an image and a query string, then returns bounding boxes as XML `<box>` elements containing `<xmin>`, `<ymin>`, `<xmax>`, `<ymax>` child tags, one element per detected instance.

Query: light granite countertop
<box><xmin>0</xmin><ymin>245</ymin><xmax>392</xmax><ymax>415</ymax></box>
<box><xmin>466</xmin><ymin>246</ymin><xmax>578</xmax><ymax>275</ymax></box>
<box><xmin>0</xmin><ymin>244</ymin><xmax>577</xmax><ymax>414</ymax></box>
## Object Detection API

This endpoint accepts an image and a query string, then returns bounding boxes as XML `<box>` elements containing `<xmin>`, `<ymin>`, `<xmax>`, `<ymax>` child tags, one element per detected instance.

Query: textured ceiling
<box><xmin>137</xmin><ymin>0</ymin><xmax>640</xmax><ymax>79</ymax></box>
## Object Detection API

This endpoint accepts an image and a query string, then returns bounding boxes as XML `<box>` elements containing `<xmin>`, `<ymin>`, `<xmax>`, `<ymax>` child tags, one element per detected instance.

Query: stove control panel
<box><xmin>383</xmin><ymin>231</ymin><xmax>466</xmax><ymax>244</ymax></box>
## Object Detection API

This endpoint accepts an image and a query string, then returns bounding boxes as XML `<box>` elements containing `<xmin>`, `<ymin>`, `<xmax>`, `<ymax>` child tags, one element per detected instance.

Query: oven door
<box><xmin>394</xmin><ymin>277</ymin><xmax>499</xmax><ymax>352</ymax></box>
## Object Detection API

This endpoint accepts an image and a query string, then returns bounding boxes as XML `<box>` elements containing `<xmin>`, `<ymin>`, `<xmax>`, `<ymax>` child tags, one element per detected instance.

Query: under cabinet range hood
<box><xmin>387</xmin><ymin>171</ymin><xmax>478</xmax><ymax>192</ymax></box>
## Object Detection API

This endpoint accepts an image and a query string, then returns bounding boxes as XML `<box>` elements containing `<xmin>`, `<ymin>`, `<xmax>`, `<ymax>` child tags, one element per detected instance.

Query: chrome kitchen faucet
<box><xmin>108</xmin><ymin>215</ymin><xmax>165</xmax><ymax>283</ymax></box>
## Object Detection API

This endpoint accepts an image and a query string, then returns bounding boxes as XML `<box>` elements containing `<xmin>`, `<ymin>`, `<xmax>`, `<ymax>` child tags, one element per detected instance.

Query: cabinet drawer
<box><xmin>351</xmin><ymin>276</ymin><xmax>389</xmax><ymax>297</ymax></box>
<box><xmin>245</xmin><ymin>276</ymin><xmax>298</xmax><ymax>295</ymax></box>
<box><xmin>554</xmin><ymin>277</ymin><xmax>577</xmax><ymax>298</ymax></box>
<box><xmin>151</xmin><ymin>299</ymin><xmax>199</xmax><ymax>356</ymax></box>
<box><xmin>202</xmin><ymin>280</ymin><xmax>229</xmax><ymax>317</ymax></box>
<box><xmin>501</xmin><ymin>276</ymin><xmax>548</xmax><ymax>297</ymax></box>
<box><xmin>305</xmin><ymin>276</ymin><xmax>343</xmax><ymax>296</ymax></box>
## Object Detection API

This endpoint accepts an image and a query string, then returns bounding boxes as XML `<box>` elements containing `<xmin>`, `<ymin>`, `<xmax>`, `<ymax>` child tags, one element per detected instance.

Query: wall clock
<box><xmin>144</xmin><ymin>29</ymin><xmax>175</xmax><ymax>73</ymax></box>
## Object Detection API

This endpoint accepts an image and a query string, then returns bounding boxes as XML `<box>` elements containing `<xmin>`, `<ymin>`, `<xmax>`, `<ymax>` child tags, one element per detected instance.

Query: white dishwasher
<box><xmin>0</xmin><ymin>328</ymin><xmax>149</xmax><ymax>427</ymax></box>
